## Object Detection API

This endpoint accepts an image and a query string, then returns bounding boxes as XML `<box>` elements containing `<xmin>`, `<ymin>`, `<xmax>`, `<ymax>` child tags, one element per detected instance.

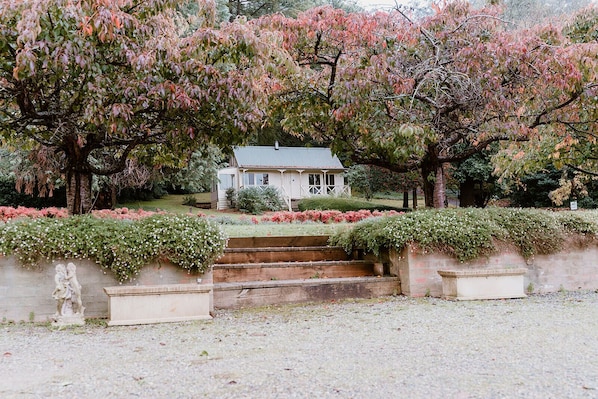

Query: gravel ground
<box><xmin>2</xmin><ymin>291</ymin><xmax>598</xmax><ymax>399</ymax></box>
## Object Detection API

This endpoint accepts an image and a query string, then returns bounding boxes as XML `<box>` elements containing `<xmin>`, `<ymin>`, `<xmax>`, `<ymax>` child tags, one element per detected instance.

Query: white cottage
<box><xmin>212</xmin><ymin>144</ymin><xmax>350</xmax><ymax>210</ymax></box>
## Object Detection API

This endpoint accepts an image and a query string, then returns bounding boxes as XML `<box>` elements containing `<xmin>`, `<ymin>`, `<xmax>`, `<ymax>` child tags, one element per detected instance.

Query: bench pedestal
<box><xmin>438</xmin><ymin>268</ymin><xmax>527</xmax><ymax>300</ymax></box>
<box><xmin>104</xmin><ymin>284</ymin><xmax>213</xmax><ymax>326</ymax></box>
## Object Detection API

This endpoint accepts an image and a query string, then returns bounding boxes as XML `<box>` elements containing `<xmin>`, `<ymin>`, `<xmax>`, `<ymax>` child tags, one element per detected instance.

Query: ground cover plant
<box><xmin>330</xmin><ymin>208</ymin><xmax>598</xmax><ymax>262</ymax></box>
<box><xmin>0</xmin><ymin>214</ymin><xmax>226</xmax><ymax>282</ymax></box>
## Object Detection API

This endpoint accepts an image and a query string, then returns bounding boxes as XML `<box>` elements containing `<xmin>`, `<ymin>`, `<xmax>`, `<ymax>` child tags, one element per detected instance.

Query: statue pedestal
<box><xmin>51</xmin><ymin>314</ymin><xmax>85</xmax><ymax>327</ymax></box>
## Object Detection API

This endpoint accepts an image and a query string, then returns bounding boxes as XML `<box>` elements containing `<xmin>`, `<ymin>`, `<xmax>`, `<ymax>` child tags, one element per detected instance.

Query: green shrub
<box><xmin>331</xmin><ymin>208</ymin><xmax>597</xmax><ymax>262</ymax></box>
<box><xmin>298</xmin><ymin>196</ymin><xmax>409</xmax><ymax>212</ymax></box>
<box><xmin>225</xmin><ymin>187</ymin><xmax>236</xmax><ymax>208</ymax></box>
<box><xmin>236</xmin><ymin>186</ymin><xmax>285</xmax><ymax>214</ymax></box>
<box><xmin>0</xmin><ymin>177</ymin><xmax>66</xmax><ymax>208</ymax></box>
<box><xmin>182</xmin><ymin>195</ymin><xmax>197</xmax><ymax>206</ymax></box>
<box><xmin>0</xmin><ymin>215</ymin><xmax>227</xmax><ymax>282</ymax></box>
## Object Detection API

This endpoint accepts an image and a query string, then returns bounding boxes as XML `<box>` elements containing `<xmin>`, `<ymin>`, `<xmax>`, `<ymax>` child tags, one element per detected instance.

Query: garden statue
<box><xmin>51</xmin><ymin>262</ymin><xmax>85</xmax><ymax>326</ymax></box>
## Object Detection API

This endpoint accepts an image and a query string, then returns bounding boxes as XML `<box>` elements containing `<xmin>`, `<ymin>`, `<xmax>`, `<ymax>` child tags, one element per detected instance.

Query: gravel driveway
<box><xmin>2</xmin><ymin>291</ymin><xmax>598</xmax><ymax>399</ymax></box>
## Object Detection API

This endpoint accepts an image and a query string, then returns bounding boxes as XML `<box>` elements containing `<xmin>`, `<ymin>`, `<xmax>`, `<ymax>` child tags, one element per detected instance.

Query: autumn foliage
<box><xmin>1</xmin><ymin>0</ymin><xmax>597</xmax><ymax>212</ymax></box>
<box><xmin>0</xmin><ymin>0</ymin><xmax>289</xmax><ymax>214</ymax></box>
<box><xmin>258</xmin><ymin>2</ymin><xmax>598</xmax><ymax>208</ymax></box>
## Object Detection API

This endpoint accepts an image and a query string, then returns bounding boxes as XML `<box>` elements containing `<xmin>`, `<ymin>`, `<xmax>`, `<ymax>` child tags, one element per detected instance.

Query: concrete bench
<box><xmin>437</xmin><ymin>268</ymin><xmax>527</xmax><ymax>300</ymax></box>
<box><xmin>104</xmin><ymin>284</ymin><xmax>213</xmax><ymax>326</ymax></box>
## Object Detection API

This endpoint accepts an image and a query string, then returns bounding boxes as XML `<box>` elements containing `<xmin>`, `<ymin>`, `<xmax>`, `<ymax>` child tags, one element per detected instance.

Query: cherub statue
<box><xmin>52</xmin><ymin>264</ymin><xmax>69</xmax><ymax>317</ymax></box>
<box><xmin>66</xmin><ymin>262</ymin><xmax>84</xmax><ymax>315</ymax></box>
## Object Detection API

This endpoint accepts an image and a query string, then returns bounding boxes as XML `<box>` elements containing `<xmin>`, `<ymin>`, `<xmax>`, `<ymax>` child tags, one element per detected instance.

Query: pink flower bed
<box><xmin>0</xmin><ymin>206</ymin><xmax>403</xmax><ymax>224</ymax></box>
<box><xmin>0</xmin><ymin>206</ymin><xmax>164</xmax><ymax>222</ymax></box>
<box><xmin>0</xmin><ymin>206</ymin><xmax>68</xmax><ymax>221</ymax></box>
<box><xmin>260</xmin><ymin>209</ymin><xmax>403</xmax><ymax>224</ymax></box>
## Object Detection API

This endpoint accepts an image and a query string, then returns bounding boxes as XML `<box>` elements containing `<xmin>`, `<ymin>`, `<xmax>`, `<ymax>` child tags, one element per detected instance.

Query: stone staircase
<box><xmin>213</xmin><ymin>236</ymin><xmax>400</xmax><ymax>309</ymax></box>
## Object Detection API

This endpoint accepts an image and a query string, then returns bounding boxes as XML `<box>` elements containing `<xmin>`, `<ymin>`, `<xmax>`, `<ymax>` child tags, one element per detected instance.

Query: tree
<box><xmin>482</xmin><ymin>0</ymin><xmax>594</xmax><ymax>27</ymax></box>
<box><xmin>161</xmin><ymin>145</ymin><xmax>224</xmax><ymax>193</ymax></box>
<box><xmin>345</xmin><ymin>164</ymin><xmax>419</xmax><ymax>201</ymax></box>
<box><xmin>223</xmin><ymin>0</ymin><xmax>361</xmax><ymax>21</ymax></box>
<box><xmin>492</xmin><ymin>7</ymin><xmax>598</xmax><ymax>190</ymax></box>
<box><xmin>449</xmin><ymin>144</ymin><xmax>498</xmax><ymax>208</ymax></box>
<box><xmin>259</xmin><ymin>3</ymin><xmax>598</xmax><ymax>208</ymax></box>
<box><xmin>0</xmin><ymin>0</ymin><xmax>287</xmax><ymax>214</ymax></box>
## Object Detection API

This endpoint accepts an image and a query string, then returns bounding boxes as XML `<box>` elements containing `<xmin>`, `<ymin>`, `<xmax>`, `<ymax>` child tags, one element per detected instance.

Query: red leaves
<box><xmin>260</xmin><ymin>209</ymin><xmax>404</xmax><ymax>224</ymax></box>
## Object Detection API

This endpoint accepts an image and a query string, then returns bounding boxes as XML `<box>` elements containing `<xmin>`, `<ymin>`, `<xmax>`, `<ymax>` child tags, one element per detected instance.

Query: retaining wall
<box><xmin>2</xmin><ymin>243</ymin><xmax>597</xmax><ymax>322</ymax></box>
<box><xmin>0</xmin><ymin>257</ymin><xmax>210</xmax><ymax>322</ymax></box>
<box><xmin>388</xmin><ymin>244</ymin><xmax>598</xmax><ymax>297</ymax></box>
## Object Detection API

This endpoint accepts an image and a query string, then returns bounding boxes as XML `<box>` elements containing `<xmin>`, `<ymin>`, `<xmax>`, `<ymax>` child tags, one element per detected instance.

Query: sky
<box><xmin>357</xmin><ymin>0</ymin><xmax>403</xmax><ymax>11</ymax></box>
<box><xmin>357</xmin><ymin>0</ymin><xmax>430</xmax><ymax>12</ymax></box>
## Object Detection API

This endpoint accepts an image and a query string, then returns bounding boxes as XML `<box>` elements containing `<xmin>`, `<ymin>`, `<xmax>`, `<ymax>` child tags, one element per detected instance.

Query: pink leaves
<box><xmin>0</xmin><ymin>206</ymin><xmax>67</xmax><ymax>222</ymax></box>
<box><xmin>260</xmin><ymin>209</ymin><xmax>404</xmax><ymax>224</ymax></box>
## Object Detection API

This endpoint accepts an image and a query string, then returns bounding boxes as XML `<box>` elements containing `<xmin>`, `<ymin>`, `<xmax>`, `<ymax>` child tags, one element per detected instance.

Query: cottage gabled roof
<box><xmin>233</xmin><ymin>145</ymin><xmax>345</xmax><ymax>170</ymax></box>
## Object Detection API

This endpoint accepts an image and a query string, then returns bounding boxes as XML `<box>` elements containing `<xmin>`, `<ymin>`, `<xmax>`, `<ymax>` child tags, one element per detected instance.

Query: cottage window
<box><xmin>308</xmin><ymin>174</ymin><xmax>322</xmax><ymax>195</ymax></box>
<box><xmin>326</xmin><ymin>174</ymin><xmax>335</xmax><ymax>194</ymax></box>
<box><xmin>244</xmin><ymin>173</ymin><xmax>269</xmax><ymax>186</ymax></box>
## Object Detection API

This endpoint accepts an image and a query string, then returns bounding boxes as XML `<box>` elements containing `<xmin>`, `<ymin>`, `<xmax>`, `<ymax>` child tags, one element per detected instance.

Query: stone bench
<box><xmin>104</xmin><ymin>284</ymin><xmax>213</xmax><ymax>326</ymax></box>
<box><xmin>437</xmin><ymin>268</ymin><xmax>527</xmax><ymax>300</ymax></box>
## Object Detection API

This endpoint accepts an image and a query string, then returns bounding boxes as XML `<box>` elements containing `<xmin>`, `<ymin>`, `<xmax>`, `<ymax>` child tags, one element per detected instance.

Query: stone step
<box><xmin>217</xmin><ymin>246</ymin><xmax>350</xmax><ymax>264</ymax></box>
<box><xmin>226</xmin><ymin>236</ymin><xmax>330</xmax><ymax>248</ymax></box>
<box><xmin>213</xmin><ymin>260</ymin><xmax>377</xmax><ymax>283</ymax></box>
<box><xmin>213</xmin><ymin>276</ymin><xmax>400</xmax><ymax>310</ymax></box>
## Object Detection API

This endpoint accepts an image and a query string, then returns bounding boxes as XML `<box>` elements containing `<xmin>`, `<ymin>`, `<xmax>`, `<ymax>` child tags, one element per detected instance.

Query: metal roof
<box><xmin>233</xmin><ymin>145</ymin><xmax>345</xmax><ymax>170</ymax></box>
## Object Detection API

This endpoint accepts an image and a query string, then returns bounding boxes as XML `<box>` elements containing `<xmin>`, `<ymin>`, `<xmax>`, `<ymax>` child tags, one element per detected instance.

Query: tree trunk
<box><xmin>402</xmin><ymin>191</ymin><xmax>409</xmax><ymax>208</ymax></box>
<box><xmin>412</xmin><ymin>187</ymin><xmax>418</xmax><ymax>209</ymax></box>
<box><xmin>66</xmin><ymin>169</ymin><xmax>93</xmax><ymax>215</ymax></box>
<box><xmin>421</xmin><ymin>163</ymin><xmax>435</xmax><ymax>208</ymax></box>
<box><xmin>459</xmin><ymin>178</ymin><xmax>476</xmax><ymax>207</ymax></box>
<box><xmin>111</xmin><ymin>185</ymin><xmax>117</xmax><ymax>210</ymax></box>
<box><xmin>433</xmin><ymin>164</ymin><xmax>446</xmax><ymax>209</ymax></box>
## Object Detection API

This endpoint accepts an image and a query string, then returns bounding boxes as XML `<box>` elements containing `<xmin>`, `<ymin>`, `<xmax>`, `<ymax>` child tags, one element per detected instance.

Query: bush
<box><xmin>236</xmin><ymin>186</ymin><xmax>285</xmax><ymax>214</ymax></box>
<box><xmin>225</xmin><ymin>187</ymin><xmax>236</xmax><ymax>208</ymax></box>
<box><xmin>298</xmin><ymin>196</ymin><xmax>409</xmax><ymax>213</ymax></box>
<box><xmin>331</xmin><ymin>208</ymin><xmax>597</xmax><ymax>262</ymax></box>
<box><xmin>0</xmin><ymin>214</ymin><xmax>227</xmax><ymax>282</ymax></box>
<box><xmin>182</xmin><ymin>195</ymin><xmax>197</xmax><ymax>206</ymax></box>
<box><xmin>0</xmin><ymin>177</ymin><xmax>66</xmax><ymax>208</ymax></box>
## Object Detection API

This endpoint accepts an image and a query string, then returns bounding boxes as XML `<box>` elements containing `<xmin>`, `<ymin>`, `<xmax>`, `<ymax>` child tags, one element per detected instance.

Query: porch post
<box><xmin>241</xmin><ymin>169</ymin><xmax>247</xmax><ymax>189</ymax></box>
<box><xmin>297</xmin><ymin>170</ymin><xmax>304</xmax><ymax>197</ymax></box>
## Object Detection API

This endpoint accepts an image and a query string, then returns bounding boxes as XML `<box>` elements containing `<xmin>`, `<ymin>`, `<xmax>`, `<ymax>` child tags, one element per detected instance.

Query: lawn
<box><xmin>118</xmin><ymin>193</ymin><xmax>213</xmax><ymax>215</ymax></box>
<box><xmin>119</xmin><ymin>193</ymin><xmax>353</xmax><ymax>237</ymax></box>
<box><xmin>222</xmin><ymin>223</ymin><xmax>350</xmax><ymax>237</ymax></box>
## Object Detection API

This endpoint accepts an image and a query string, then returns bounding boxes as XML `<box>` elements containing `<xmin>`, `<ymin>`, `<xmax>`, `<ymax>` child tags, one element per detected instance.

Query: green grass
<box><xmin>119</xmin><ymin>193</ymin><xmax>212</xmax><ymax>214</ymax></box>
<box><xmin>119</xmin><ymin>194</ymin><xmax>354</xmax><ymax>237</ymax></box>
<box><xmin>221</xmin><ymin>223</ymin><xmax>350</xmax><ymax>238</ymax></box>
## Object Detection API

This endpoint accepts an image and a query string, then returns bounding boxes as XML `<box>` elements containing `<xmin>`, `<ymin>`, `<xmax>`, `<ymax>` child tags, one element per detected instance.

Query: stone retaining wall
<box><xmin>388</xmin><ymin>244</ymin><xmax>598</xmax><ymax>297</ymax></box>
<box><xmin>2</xmin><ymin>243</ymin><xmax>597</xmax><ymax>322</ymax></box>
<box><xmin>0</xmin><ymin>257</ymin><xmax>210</xmax><ymax>322</ymax></box>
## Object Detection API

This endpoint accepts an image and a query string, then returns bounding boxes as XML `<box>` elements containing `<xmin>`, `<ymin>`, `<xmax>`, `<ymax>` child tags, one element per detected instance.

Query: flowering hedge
<box><xmin>0</xmin><ymin>214</ymin><xmax>227</xmax><ymax>282</ymax></box>
<box><xmin>330</xmin><ymin>208</ymin><xmax>598</xmax><ymax>262</ymax></box>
